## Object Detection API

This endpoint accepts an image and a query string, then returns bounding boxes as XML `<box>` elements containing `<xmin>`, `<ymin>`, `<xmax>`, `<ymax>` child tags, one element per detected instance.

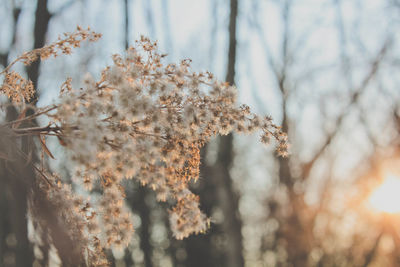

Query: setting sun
<box><xmin>368</xmin><ymin>174</ymin><xmax>400</xmax><ymax>213</ymax></box>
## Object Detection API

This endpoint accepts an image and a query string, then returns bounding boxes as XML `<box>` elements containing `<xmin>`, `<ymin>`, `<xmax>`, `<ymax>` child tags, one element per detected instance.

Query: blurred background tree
<box><xmin>1</xmin><ymin>0</ymin><xmax>400</xmax><ymax>266</ymax></box>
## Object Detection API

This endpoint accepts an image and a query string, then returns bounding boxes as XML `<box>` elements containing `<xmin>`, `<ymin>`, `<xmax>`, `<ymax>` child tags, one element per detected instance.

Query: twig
<box><xmin>3</xmin><ymin>105</ymin><xmax>58</xmax><ymax>127</ymax></box>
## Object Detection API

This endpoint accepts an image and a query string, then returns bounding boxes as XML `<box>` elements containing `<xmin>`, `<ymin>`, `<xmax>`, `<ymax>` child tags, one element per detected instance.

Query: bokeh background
<box><xmin>1</xmin><ymin>0</ymin><xmax>400</xmax><ymax>266</ymax></box>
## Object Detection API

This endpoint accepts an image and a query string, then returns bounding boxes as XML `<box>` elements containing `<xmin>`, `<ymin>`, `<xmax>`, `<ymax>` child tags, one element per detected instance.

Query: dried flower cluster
<box><xmin>0</xmin><ymin>71</ymin><xmax>34</xmax><ymax>102</ymax></box>
<box><xmin>0</xmin><ymin>26</ymin><xmax>100</xmax><ymax>103</ymax></box>
<box><xmin>0</xmin><ymin>29</ymin><xmax>288</xmax><ymax>265</ymax></box>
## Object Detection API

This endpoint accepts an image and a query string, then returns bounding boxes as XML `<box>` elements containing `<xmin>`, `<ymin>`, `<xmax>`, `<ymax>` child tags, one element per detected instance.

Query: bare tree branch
<box><xmin>300</xmin><ymin>39</ymin><xmax>391</xmax><ymax>180</ymax></box>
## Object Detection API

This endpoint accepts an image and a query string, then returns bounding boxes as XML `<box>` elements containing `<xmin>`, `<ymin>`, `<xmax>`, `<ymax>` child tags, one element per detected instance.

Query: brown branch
<box><xmin>3</xmin><ymin>105</ymin><xmax>57</xmax><ymax>127</ymax></box>
<box><xmin>13</xmin><ymin>145</ymin><xmax>53</xmax><ymax>186</ymax></box>
<box><xmin>363</xmin><ymin>230</ymin><xmax>383</xmax><ymax>267</ymax></box>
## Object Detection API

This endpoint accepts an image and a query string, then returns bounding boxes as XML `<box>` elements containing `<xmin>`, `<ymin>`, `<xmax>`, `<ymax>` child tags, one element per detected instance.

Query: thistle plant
<box><xmin>0</xmin><ymin>27</ymin><xmax>288</xmax><ymax>265</ymax></box>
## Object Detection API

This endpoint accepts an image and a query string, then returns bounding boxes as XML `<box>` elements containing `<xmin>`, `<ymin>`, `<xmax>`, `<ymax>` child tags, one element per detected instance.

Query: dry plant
<box><xmin>0</xmin><ymin>26</ymin><xmax>288</xmax><ymax>266</ymax></box>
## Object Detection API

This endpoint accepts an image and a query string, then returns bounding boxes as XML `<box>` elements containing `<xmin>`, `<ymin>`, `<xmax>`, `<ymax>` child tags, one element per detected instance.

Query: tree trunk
<box><xmin>185</xmin><ymin>0</ymin><xmax>244</xmax><ymax>266</ymax></box>
<box><xmin>0</xmin><ymin>4</ymin><xmax>24</xmax><ymax>266</ymax></box>
<box><xmin>1</xmin><ymin>0</ymin><xmax>52</xmax><ymax>265</ymax></box>
<box><xmin>213</xmin><ymin>0</ymin><xmax>244</xmax><ymax>266</ymax></box>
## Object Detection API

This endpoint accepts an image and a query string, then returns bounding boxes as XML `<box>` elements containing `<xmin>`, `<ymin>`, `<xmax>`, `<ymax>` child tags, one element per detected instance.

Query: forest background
<box><xmin>1</xmin><ymin>0</ymin><xmax>400</xmax><ymax>266</ymax></box>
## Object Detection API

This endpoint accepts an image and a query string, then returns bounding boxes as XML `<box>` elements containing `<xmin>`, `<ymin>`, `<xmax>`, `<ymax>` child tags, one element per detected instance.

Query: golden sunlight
<box><xmin>368</xmin><ymin>174</ymin><xmax>400</xmax><ymax>213</ymax></box>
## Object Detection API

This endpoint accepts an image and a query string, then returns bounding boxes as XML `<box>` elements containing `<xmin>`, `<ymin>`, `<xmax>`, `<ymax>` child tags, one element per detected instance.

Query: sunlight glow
<box><xmin>369</xmin><ymin>174</ymin><xmax>400</xmax><ymax>213</ymax></box>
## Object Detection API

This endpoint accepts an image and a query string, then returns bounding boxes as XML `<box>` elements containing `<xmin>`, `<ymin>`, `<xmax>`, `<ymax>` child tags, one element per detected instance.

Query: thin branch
<box><xmin>13</xmin><ymin>144</ymin><xmax>53</xmax><ymax>186</ymax></box>
<box><xmin>12</xmin><ymin>125</ymin><xmax>62</xmax><ymax>135</ymax></box>
<box><xmin>334</xmin><ymin>0</ymin><xmax>353</xmax><ymax>90</ymax></box>
<box><xmin>3</xmin><ymin>105</ymin><xmax>57</xmax><ymax>127</ymax></box>
<box><xmin>363</xmin><ymin>230</ymin><xmax>383</xmax><ymax>267</ymax></box>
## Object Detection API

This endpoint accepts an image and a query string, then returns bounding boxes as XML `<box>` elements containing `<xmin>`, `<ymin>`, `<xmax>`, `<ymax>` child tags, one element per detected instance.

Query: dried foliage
<box><xmin>0</xmin><ymin>28</ymin><xmax>287</xmax><ymax>265</ymax></box>
<box><xmin>0</xmin><ymin>71</ymin><xmax>34</xmax><ymax>102</ymax></box>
